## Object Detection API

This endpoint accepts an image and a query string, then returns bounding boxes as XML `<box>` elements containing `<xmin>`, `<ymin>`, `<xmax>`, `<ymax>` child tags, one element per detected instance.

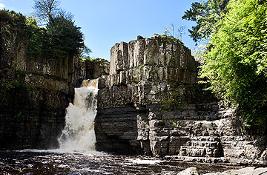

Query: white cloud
<box><xmin>0</xmin><ymin>2</ymin><xmax>5</xmax><ymax>9</ymax></box>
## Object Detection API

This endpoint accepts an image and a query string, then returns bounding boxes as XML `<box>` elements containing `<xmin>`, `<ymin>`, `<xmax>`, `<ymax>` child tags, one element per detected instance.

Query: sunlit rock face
<box><xmin>95</xmin><ymin>35</ymin><xmax>215</xmax><ymax>155</ymax></box>
<box><xmin>95</xmin><ymin>35</ymin><xmax>267</xmax><ymax>164</ymax></box>
<box><xmin>98</xmin><ymin>36</ymin><xmax>199</xmax><ymax>108</ymax></box>
<box><xmin>73</xmin><ymin>58</ymin><xmax>109</xmax><ymax>87</ymax></box>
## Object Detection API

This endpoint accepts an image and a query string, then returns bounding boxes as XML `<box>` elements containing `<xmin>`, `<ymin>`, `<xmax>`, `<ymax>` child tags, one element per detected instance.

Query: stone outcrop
<box><xmin>0</xmin><ymin>10</ymin><xmax>108</xmax><ymax>150</ymax></box>
<box><xmin>95</xmin><ymin>35</ymin><xmax>267</xmax><ymax>164</ymax></box>
<box><xmin>178</xmin><ymin>167</ymin><xmax>267</xmax><ymax>175</ymax></box>
<box><xmin>177</xmin><ymin>167</ymin><xmax>199</xmax><ymax>175</ymax></box>
<box><xmin>0</xmin><ymin>17</ymin><xmax>74</xmax><ymax>149</ymax></box>
<box><xmin>73</xmin><ymin>58</ymin><xmax>109</xmax><ymax>87</ymax></box>
<box><xmin>96</xmin><ymin>35</ymin><xmax>197</xmax><ymax>154</ymax></box>
<box><xmin>96</xmin><ymin>35</ymin><xmax>212</xmax><ymax>154</ymax></box>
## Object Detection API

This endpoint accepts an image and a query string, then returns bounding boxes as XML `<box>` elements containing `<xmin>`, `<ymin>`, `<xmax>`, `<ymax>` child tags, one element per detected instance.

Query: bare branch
<box><xmin>34</xmin><ymin>0</ymin><xmax>60</xmax><ymax>23</ymax></box>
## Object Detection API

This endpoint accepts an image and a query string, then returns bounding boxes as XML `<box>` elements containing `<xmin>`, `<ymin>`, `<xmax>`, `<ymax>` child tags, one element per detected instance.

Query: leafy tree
<box><xmin>32</xmin><ymin>0</ymin><xmax>86</xmax><ymax>59</ymax></box>
<box><xmin>182</xmin><ymin>0</ymin><xmax>229</xmax><ymax>42</ymax></box>
<box><xmin>200</xmin><ymin>0</ymin><xmax>267</xmax><ymax>132</ymax></box>
<box><xmin>45</xmin><ymin>15</ymin><xmax>84</xmax><ymax>58</ymax></box>
<box><xmin>26</xmin><ymin>17</ymin><xmax>46</xmax><ymax>58</ymax></box>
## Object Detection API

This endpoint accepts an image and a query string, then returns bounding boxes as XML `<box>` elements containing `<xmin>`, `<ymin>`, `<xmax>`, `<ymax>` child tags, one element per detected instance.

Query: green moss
<box><xmin>0</xmin><ymin>70</ymin><xmax>32</xmax><ymax>97</ymax></box>
<box><xmin>155</xmin><ymin>34</ymin><xmax>184</xmax><ymax>47</ymax></box>
<box><xmin>14</xmin><ymin>112</ymin><xmax>24</xmax><ymax>121</ymax></box>
<box><xmin>160</xmin><ymin>89</ymin><xmax>185</xmax><ymax>111</ymax></box>
<box><xmin>80</xmin><ymin>57</ymin><xmax>108</xmax><ymax>64</ymax></box>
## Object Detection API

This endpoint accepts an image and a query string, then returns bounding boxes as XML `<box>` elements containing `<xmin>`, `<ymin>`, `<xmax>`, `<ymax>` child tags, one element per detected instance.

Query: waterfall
<box><xmin>58</xmin><ymin>79</ymin><xmax>98</xmax><ymax>152</ymax></box>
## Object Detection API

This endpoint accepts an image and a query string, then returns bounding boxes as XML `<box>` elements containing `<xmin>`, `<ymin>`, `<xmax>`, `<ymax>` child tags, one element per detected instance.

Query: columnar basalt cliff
<box><xmin>0</xmin><ymin>17</ymin><xmax>74</xmax><ymax>149</ymax></box>
<box><xmin>73</xmin><ymin>58</ymin><xmax>109</xmax><ymax>87</ymax></box>
<box><xmin>95</xmin><ymin>36</ymin><xmax>267</xmax><ymax>163</ymax></box>
<box><xmin>0</xmin><ymin>10</ymin><xmax>110</xmax><ymax>149</ymax></box>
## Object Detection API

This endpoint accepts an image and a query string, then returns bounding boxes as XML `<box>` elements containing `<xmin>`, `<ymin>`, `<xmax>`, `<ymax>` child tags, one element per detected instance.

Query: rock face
<box><xmin>0</xmin><ymin>18</ymin><xmax>74</xmax><ymax>149</ymax></box>
<box><xmin>96</xmin><ymin>35</ymin><xmax>209</xmax><ymax>154</ymax></box>
<box><xmin>95</xmin><ymin>36</ymin><xmax>267</xmax><ymax>163</ymax></box>
<box><xmin>73</xmin><ymin>58</ymin><xmax>109</xmax><ymax>87</ymax></box>
<box><xmin>179</xmin><ymin>167</ymin><xmax>267</xmax><ymax>175</ymax></box>
<box><xmin>0</xmin><ymin>12</ymin><xmax>111</xmax><ymax>149</ymax></box>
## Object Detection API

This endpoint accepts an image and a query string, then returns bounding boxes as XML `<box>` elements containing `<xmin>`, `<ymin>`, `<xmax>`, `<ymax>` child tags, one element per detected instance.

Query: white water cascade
<box><xmin>58</xmin><ymin>79</ymin><xmax>98</xmax><ymax>152</ymax></box>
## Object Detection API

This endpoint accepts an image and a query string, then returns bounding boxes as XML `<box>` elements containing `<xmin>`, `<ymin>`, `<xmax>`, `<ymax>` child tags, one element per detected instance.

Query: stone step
<box><xmin>180</xmin><ymin>146</ymin><xmax>222</xmax><ymax>157</ymax></box>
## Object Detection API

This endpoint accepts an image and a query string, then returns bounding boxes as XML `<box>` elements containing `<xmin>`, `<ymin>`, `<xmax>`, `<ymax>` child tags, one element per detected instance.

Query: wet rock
<box><xmin>260</xmin><ymin>149</ymin><xmax>267</xmax><ymax>162</ymax></box>
<box><xmin>95</xmin><ymin>106</ymin><xmax>142</xmax><ymax>154</ymax></box>
<box><xmin>204</xmin><ymin>167</ymin><xmax>267</xmax><ymax>175</ymax></box>
<box><xmin>177</xmin><ymin>167</ymin><xmax>199</xmax><ymax>175</ymax></box>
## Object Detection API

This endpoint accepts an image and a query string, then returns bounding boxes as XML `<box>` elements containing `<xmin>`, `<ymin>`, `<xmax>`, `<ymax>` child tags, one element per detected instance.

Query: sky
<box><xmin>0</xmin><ymin>0</ymin><xmax>198</xmax><ymax>60</ymax></box>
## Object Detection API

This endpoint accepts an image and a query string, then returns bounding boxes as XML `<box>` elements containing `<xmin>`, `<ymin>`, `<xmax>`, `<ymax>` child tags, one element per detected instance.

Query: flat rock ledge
<box><xmin>165</xmin><ymin>155</ymin><xmax>267</xmax><ymax>165</ymax></box>
<box><xmin>178</xmin><ymin>167</ymin><xmax>267</xmax><ymax>175</ymax></box>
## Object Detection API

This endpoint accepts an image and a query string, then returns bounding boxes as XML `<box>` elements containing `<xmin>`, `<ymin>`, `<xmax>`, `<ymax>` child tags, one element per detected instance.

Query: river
<box><xmin>0</xmin><ymin>150</ymin><xmax>243</xmax><ymax>175</ymax></box>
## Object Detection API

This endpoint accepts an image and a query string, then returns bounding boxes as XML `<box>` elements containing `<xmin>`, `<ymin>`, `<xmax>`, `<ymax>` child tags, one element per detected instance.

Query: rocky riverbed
<box><xmin>0</xmin><ymin>150</ymin><xmax>249</xmax><ymax>175</ymax></box>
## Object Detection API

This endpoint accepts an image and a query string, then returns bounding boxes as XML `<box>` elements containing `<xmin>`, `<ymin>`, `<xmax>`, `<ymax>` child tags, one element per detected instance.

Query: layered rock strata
<box><xmin>96</xmin><ymin>35</ymin><xmax>207</xmax><ymax>154</ymax></box>
<box><xmin>95</xmin><ymin>36</ymin><xmax>267</xmax><ymax>163</ymax></box>
<box><xmin>73</xmin><ymin>58</ymin><xmax>109</xmax><ymax>87</ymax></box>
<box><xmin>0</xmin><ymin>22</ymin><xmax>73</xmax><ymax>149</ymax></box>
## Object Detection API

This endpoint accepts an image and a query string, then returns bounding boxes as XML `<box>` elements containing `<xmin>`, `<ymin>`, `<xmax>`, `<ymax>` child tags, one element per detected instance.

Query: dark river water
<box><xmin>0</xmin><ymin>150</ymin><xmax>242</xmax><ymax>175</ymax></box>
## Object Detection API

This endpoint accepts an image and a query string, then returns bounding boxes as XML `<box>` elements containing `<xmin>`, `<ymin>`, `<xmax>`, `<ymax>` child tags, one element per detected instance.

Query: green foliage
<box><xmin>31</xmin><ymin>0</ymin><xmax>85</xmax><ymax>59</ymax></box>
<box><xmin>157</xmin><ymin>34</ymin><xmax>183</xmax><ymax>45</ymax></box>
<box><xmin>0</xmin><ymin>10</ymin><xmax>28</xmax><ymax>53</ymax></box>
<box><xmin>80</xmin><ymin>57</ymin><xmax>106</xmax><ymax>63</ymax></box>
<box><xmin>1</xmin><ymin>9</ymin><xmax>85</xmax><ymax>60</ymax></box>
<box><xmin>0</xmin><ymin>71</ymin><xmax>28</xmax><ymax>105</ymax></box>
<box><xmin>26</xmin><ymin>17</ymin><xmax>46</xmax><ymax>58</ymax></box>
<box><xmin>45</xmin><ymin>15</ymin><xmax>84</xmax><ymax>58</ymax></box>
<box><xmin>183</xmin><ymin>0</ymin><xmax>229</xmax><ymax>42</ymax></box>
<box><xmin>0</xmin><ymin>10</ymin><xmax>27</xmax><ymax>31</ymax></box>
<box><xmin>200</xmin><ymin>0</ymin><xmax>267</xmax><ymax>131</ymax></box>
<box><xmin>81</xmin><ymin>46</ymin><xmax>92</xmax><ymax>58</ymax></box>
<box><xmin>161</xmin><ymin>89</ymin><xmax>185</xmax><ymax>111</ymax></box>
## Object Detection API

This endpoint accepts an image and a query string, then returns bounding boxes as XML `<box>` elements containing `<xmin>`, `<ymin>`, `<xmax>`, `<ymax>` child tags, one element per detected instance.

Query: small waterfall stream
<box><xmin>58</xmin><ymin>79</ymin><xmax>98</xmax><ymax>152</ymax></box>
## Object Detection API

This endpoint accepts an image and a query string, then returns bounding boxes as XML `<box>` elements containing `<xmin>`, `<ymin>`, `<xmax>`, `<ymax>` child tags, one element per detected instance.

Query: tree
<box><xmin>34</xmin><ymin>0</ymin><xmax>59</xmax><ymax>23</ymax></box>
<box><xmin>182</xmin><ymin>0</ymin><xmax>229</xmax><ymax>42</ymax></box>
<box><xmin>32</xmin><ymin>0</ymin><xmax>86</xmax><ymax>59</ymax></box>
<box><xmin>200</xmin><ymin>0</ymin><xmax>267</xmax><ymax>132</ymax></box>
<box><xmin>46</xmin><ymin>15</ymin><xmax>84</xmax><ymax>58</ymax></box>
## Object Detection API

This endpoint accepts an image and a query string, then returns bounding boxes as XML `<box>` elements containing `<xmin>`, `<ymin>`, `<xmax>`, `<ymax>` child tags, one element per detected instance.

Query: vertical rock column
<box><xmin>96</xmin><ymin>36</ymin><xmax>200</xmax><ymax>156</ymax></box>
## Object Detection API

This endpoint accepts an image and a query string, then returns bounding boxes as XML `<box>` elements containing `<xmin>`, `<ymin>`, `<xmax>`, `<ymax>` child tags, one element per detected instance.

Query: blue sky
<box><xmin>0</xmin><ymin>0</ymin><xmax>198</xmax><ymax>59</ymax></box>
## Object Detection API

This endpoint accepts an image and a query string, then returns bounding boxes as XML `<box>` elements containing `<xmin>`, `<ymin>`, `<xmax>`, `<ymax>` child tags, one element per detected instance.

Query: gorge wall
<box><xmin>95</xmin><ymin>36</ymin><xmax>267</xmax><ymax>163</ymax></box>
<box><xmin>0</xmin><ymin>17</ymin><xmax>74</xmax><ymax>149</ymax></box>
<box><xmin>0</xmin><ymin>10</ymin><xmax>110</xmax><ymax>149</ymax></box>
<box><xmin>73</xmin><ymin>58</ymin><xmax>109</xmax><ymax>87</ymax></box>
<box><xmin>0</xmin><ymin>11</ymin><xmax>266</xmax><ymax>164</ymax></box>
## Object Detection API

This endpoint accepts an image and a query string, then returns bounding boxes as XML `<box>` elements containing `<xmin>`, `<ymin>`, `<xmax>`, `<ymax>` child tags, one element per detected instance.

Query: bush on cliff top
<box><xmin>0</xmin><ymin>9</ymin><xmax>85</xmax><ymax>60</ymax></box>
<box><xmin>45</xmin><ymin>15</ymin><xmax>84</xmax><ymax>58</ymax></box>
<box><xmin>0</xmin><ymin>10</ymin><xmax>28</xmax><ymax>52</ymax></box>
<box><xmin>32</xmin><ymin>0</ymin><xmax>85</xmax><ymax>59</ymax></box>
